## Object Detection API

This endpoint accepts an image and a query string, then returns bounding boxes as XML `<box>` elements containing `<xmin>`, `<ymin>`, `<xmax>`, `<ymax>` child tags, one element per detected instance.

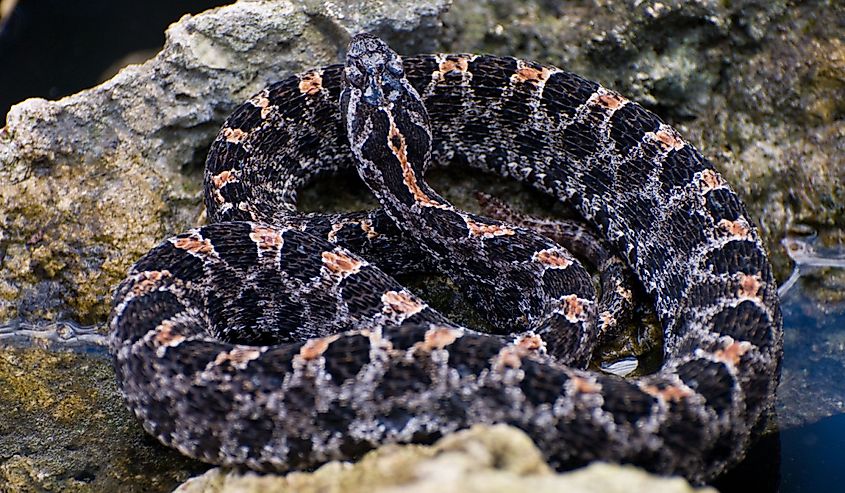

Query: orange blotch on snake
<box><xmin>248</xmin><ymin>90</ymin><xmax>273</xmax><ymax>119</ymax></box>
<box><xmin>496</xmin><ymin>346</ymin><xmax>525</xmax><ymax>369</ymax></box>
<box><xmin>560</xmin><ymin>294</ymin><xmax>586</xmax><ymax>323</ymax></box>
<box><xmin>718</xmin><ymin>219</ymin><xmax>750</xmax><ymax>239</ymax></box>
<box><xmin>737</xmin><ymin>273</ymin><xmax>762</xmax><ymax>299</ymax></box>
<box><xmin>222</xmin><ymin>127</ymin><xmax>248</xmax><ymax>144</ymax></box>
<box><xmin>590</xmin><ymin>88</ymin><xmax>627</xmax><ymax>110</ymax></box>
<box><xmin>432</xmin><ymin>54</ymin><xmax>475</xmax><ymax>82</ymax></box>
<box><xmin>210</xmin><ymin>171</ymin><xmax>239</xmax><ymax>204</ymax></box>
<box><xmin>382</xmin><ymin>290</ymin><xmax>425</xmax><ymax>317</ymax></box>
<box><xmin>699</xmin><ymin>169</ymin><xmax>726</xmax><ymax>193</ymax></box>
<box><xmin>534</xmin><ymin>248</ymin><xmax>572</xmax><ymax>269</ymax></box>
<box><xmin>419</xmin><ymin>326</ymin><xmax>461</xmax><ymax>351</ymax></box>
<box><xmin>713</xmin><ymin>339</ymin><xmax>752</xmax><ymax>367</ymax></box>
<box><xmin>131</xmin><ymin>270</ymin><xmax>172</xmax><ymax>296</ymax></box>
<box><xmin>647</xmin><ymin>127</ymin><xmax>685</xmax><ymax>152</ymax></box>
<box><xmin>465</xmin><ymin>218</ymin><xmax>515</xmax><ymax>238</ymax></box>
<box><xmin>388</xmin><ymin>122</ymin><xmax>444</xmax><ymax>208</ymax></box>
<box><xmin>438</xmin><ymin>57</ymin><xmax>468</xmax><ymax>75</ymax></box>
<box><xmin>321</xmin><ymin>250</ymin><xmax>363</xmax><ymax>275</ymax></box>
<box><xmin>214</xmin><ymin>347</ymin><xmax>263</xmax><ymax>369</ymax></box>
<box><xmin>642</xmin><ymin>383</ymin><xmax>693</xmax><ymax>402</ymax></box>
<box><xmin>249</xmin><ymin>225</ymin><xmax>284</xmax><ymax>251</ymax></box>
<box><xmin>153</xmin><ymin>320</ymin><xmax>186</xmax><ymax>348</ymax></box>
<box><xmin>298</xmin><ymin>71</ymin><xmax>323</xmax><ymax>96</ymax></box>
<box><xmin>299</xmin><ymin>336</ymin><xmax>339</xmax><ymax>361</ymax></box>
<box><xmin>360</xmin><ymin>219</ymin><xmax>379</xmax><ymax>239</ymax></box>
<box><xmin>599</xmin><ymin>311</ymin><xmax>617</xmax><ymax>329</ymax></box>
<box><xmin>570</xmin><ymin>376</ymin><xmax>601</xmax><ymax>394</ymax></box>
<box><xmin>172</xmin><ymin>234</ymin><xmax>215</xmax><ymax>256</ymax></box>
<box><xmin>515</xmin><ymin>333</ymin><xmax>545</xmax><ymax>352</ymax></box>
<box><xmin>512</xmin><ymin>62</ymin><xmax>552</xmax><ymax>86</ymax></box>
<box><xmin>616</xmin><ymin>285</ymin><xmax>633</xmax><ymax>302</ymax></box>
<box><xmin>211</xmin><ymin>170</ymin><xmax>238</xmax><ymax>189</ymax></box>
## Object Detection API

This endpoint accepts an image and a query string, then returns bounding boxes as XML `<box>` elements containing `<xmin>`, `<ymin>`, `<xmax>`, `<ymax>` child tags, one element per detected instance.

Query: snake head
<box><xmin>341</xmin><ymin>33</ymin><xmax>434</xmax><ymax>202</ymax></box>
<box><xmin>343</xmin><ymin>33</ymin><xmax>406</xmax><ymax>108</ymax></box>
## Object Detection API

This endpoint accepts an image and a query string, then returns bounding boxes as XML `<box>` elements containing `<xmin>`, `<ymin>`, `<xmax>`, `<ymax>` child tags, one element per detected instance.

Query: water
<box><xmin>717</xmin><ymin>234</ymin><xmax>845</xmax><ymax>492</ymax></box>
<box><xmin>780</xmin><ymin>414</ymin><xmax>845</xmax><ymax>492</ymax></box>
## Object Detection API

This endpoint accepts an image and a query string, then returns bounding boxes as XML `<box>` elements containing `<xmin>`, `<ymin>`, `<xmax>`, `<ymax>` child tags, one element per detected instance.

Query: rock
<box><xmin>1</xmin><ymin>0</ymin><xmax>843</xmax><ymax>490</ymax></box>
<box><xmin>0</xmin><ymin>0</ymin><xmax>448</xmax><ymax>324</ymax></box>
<box><xmin>174</xmin><ymin>425</ymin><xmax>715</xmax><ymax>493</ymax></box>
<box><xmin>0</xmin><ymin>346</ymin><xmax>207</xmax><ymax>491</ymax></box>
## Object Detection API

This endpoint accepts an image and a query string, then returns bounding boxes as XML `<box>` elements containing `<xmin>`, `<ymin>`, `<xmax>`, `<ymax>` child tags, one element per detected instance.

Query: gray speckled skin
<box><xmin>109</xmin><ymin>35</ymin><xmax>783</xmax><ymax>483</ymax></box>
<box><xmin>475</xmin><ymin>191</ymin><xmax>637</xmax><ymax>340</ymax></box>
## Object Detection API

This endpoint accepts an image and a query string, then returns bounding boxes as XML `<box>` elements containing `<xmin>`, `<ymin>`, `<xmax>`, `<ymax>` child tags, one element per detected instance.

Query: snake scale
<box><xmin>109</xmin><ymin>34</ymin><xmax>783</xmax><ymax>483</ymax></box>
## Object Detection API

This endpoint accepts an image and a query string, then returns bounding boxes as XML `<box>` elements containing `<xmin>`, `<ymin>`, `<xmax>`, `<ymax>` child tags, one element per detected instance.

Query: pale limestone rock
<box><xmin>174</xmin><ymin>425</ymin><xmax>716</xmax><ymax>493</ymax></box>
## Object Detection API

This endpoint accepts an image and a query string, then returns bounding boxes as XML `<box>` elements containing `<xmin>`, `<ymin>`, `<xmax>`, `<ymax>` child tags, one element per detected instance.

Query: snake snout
<box><xmin>346</xmin><ymin>32</ymin><xmax>406</xmax><ymax>109</ymax></box>
<box><xmin>362</xmin><ymin>76</ymin><xmax>385</xmax><ymax>107</ymax></box>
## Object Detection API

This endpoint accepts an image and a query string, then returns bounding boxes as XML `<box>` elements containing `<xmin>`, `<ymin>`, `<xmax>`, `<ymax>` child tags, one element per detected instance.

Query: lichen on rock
<box><xmin>174</xmin><ymin>425</ymin><xmax>715</xmax><ymax>493</ymax></box>
<box><xmin>0</xmin><ymin>346</ymin><xmax>207</xmax><ymax>491</ymax></box>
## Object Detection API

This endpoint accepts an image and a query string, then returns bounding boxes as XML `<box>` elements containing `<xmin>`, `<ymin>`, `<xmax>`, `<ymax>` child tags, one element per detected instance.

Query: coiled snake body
<box><xmin>109</xmin><ymin>34</ymin><xmax>783</xmax><ymax>483</ymax></box>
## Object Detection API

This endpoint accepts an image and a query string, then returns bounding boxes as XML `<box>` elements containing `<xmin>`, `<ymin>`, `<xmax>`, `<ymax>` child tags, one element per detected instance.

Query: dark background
<box><xmin>0</xmin><ymin>0</ymin><xmax>230</xmax><ymax>122</ymax></box>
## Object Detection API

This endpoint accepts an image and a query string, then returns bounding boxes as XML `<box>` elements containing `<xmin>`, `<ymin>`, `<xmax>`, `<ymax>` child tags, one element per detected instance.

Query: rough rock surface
<box><xmin>0</xmin><ymin>0</ymin><xmax>842</xmax><ymax>491</ymax></box>
<box><xmin>0</xmin><ymin>346</ymin><xmax>207</xmax><ymax>492</ymax></box>
<box><xmin>0</xmin><ymin>0</ymin><xmax>449</xmax><ymax>324</ymax></box>
<box><xmin>174</xmin><ymin>425</ymin><xmax>716</xmax><ymax>493</ymax></box>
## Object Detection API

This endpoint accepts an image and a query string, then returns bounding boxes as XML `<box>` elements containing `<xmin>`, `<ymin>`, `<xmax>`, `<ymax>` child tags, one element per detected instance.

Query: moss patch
<box><xmin>0</xmin><ymin>347</ymin><xmax>208</xmax><ymax>492</ymax></box>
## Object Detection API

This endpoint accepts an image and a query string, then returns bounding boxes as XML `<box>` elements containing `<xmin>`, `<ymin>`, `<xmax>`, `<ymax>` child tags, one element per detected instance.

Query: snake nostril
<box><xmin>362</xmin><ymin>79</ymin><xmax>385</xmax><ymax>107</ymax></box>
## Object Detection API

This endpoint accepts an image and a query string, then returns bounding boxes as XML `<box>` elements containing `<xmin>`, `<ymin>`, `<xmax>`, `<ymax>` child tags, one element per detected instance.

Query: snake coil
<box><xmin>109</xmin><ymin>34</ymin><xmax>783</xmax><ymax>483</ymax></box>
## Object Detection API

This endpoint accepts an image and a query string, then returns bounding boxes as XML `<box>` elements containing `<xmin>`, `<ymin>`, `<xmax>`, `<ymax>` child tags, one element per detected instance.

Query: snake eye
<box><xmin>345</xmin><ymin>65</ymin><xmax>365</xmax><ymax>88</ymax></box>
<box><xmin>386</xmin><ymin>58</ymin><xmax>404</xmax><ymax>77</ymax></box>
